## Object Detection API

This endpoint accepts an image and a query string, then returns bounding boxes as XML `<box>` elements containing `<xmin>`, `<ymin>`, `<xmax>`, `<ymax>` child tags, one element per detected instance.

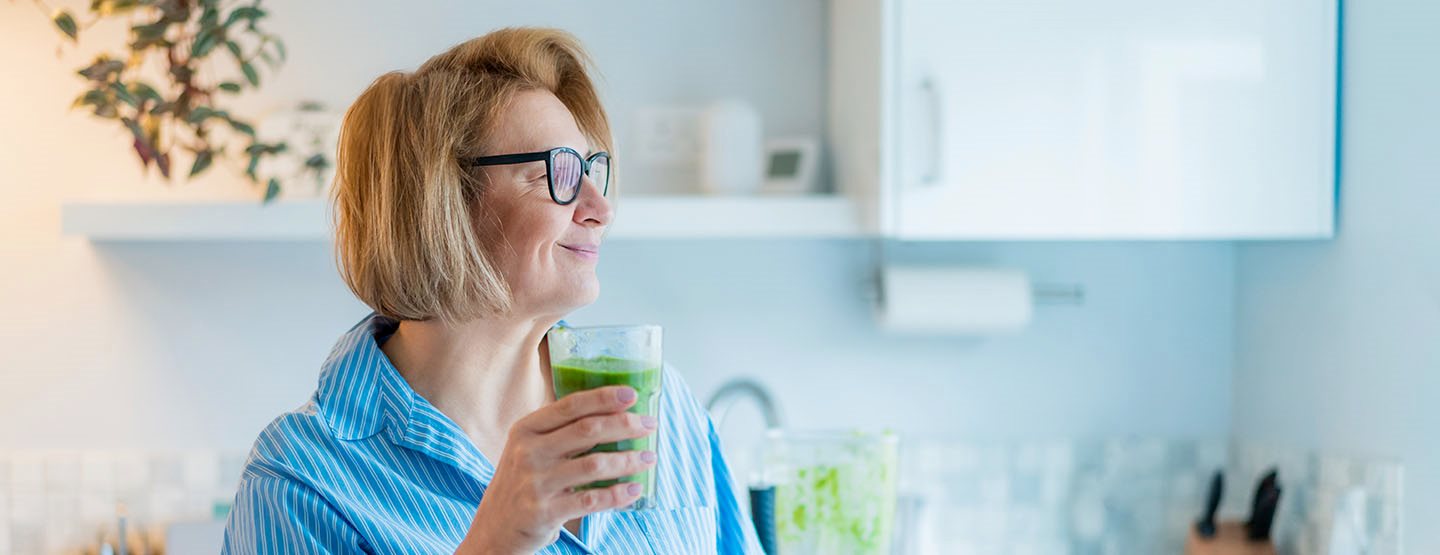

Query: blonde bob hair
<box><xmin>332</xmin><ymin>27</ymin><xmax>613</xmax><ymax>324</ymax></box>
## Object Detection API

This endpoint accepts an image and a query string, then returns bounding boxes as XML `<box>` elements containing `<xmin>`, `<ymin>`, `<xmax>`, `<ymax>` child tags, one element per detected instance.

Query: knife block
<box><xmin>1185</xmin><ymin>522</ymin><xmax>1277</xmax><ymax>555</ymax></box>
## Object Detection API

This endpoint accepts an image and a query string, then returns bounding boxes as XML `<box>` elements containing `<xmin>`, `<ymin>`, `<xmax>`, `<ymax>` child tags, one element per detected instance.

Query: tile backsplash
<box><xmin>0</xmin><ymin>441</ymin><xmax>1404</xmax><ymax>554</ymax></box>
<box><xmin>896</xmin><ymin>438</ymin><xmax>1230</xmax><ymax>554</ymax></box>
<box><xmin>895</xmin><ymin>438</ymin><xmax>1403</xmax><ymax>555</ymax></box>
<box><xmin>1226</xmin><ymin>442</ymin><xmax>1403</xmax><ymax>555</ymax></box>
<box><xmin>0</xmin><ymin>450</ymin><xmax>246</xmax><ymax>554</ymax></box>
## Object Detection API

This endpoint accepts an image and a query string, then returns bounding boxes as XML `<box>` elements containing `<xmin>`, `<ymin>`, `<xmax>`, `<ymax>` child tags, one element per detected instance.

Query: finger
<box><xmin>547</xmin><ymin>450</ymin><xmax>657</xmax><ymax>491</ymax></box>
<box><xmin>541</xmin><ymin>412</ymin><xmax>657</xmax><ymax>459</ymax></box>
<box><xmin>556</xmin><ymin>481</ymin><xmax>646</xmax><ymax>519</ymax></box>
<box><xmin>517</xmin><ymin>386</ymin><xmax>636</xmax><ymax>435</ymax></box>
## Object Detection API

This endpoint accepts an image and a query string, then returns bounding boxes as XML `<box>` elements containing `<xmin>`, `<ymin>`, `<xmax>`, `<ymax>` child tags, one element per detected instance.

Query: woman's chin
<box><xmin>554</xmin><ymin>281</ymin><xmax>600</xmax><ymax>312</ymax></box>
<box><xmin>575</xmin><ymin>282</ymin><xmax>601</xmax><ymax>306</ymax></box>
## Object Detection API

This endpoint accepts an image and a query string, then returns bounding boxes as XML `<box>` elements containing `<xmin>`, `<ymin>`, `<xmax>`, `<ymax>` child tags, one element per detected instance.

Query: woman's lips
<box><xmin>559</xmin><ymin>243</ymin><xmax>599</xmax><ymax>261</ymax></box>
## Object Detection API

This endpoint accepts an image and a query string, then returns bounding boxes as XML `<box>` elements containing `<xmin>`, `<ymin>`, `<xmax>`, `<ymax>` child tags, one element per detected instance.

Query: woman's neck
<box><xmin>380</xmin><ymin>314</ymin><xmax>559</xmax><ymax>452</ymax></box>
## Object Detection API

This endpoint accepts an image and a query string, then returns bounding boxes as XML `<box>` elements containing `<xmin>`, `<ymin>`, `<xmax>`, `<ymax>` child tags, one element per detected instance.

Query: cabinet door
<box><xmin>891</xmin><ymin>0</ymin><xmax>1337</xmax><ymax>239</ymax></box>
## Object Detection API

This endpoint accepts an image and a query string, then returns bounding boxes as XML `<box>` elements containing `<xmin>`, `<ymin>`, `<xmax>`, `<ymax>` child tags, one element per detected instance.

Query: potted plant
<box><xmin>29</xmin><ymin>0</ymin><xmax>329</xmax><ymax>202</ymax></box>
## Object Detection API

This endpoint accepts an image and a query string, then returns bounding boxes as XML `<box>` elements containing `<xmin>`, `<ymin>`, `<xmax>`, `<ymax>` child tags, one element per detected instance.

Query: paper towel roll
<box><xmin>878</xmin><ymin>266</ymin><xmax>1033</xmax><ymax>334</ymax></box>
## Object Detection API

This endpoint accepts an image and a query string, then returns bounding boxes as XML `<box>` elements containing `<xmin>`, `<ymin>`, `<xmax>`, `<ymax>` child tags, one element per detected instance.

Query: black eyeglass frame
<box><xmin>462</xmin><ymin>147</ymin><xmax>611</xmax><ymax>205</ymax></box>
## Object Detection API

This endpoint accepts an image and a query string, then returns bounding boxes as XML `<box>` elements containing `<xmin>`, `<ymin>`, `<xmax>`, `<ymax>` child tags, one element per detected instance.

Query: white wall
<box><xmin>582</xmin><ymin>240</ymin><xmax>1236</xmax><ymax>444</ymax></box>
<box><xmin>1231</xmin><ymin>0</ymin><xmax>1440</xmax><ymax>551</ymax></box>
<box><xmin>1</xmin><ymin>1</ymin><xmax>1233</xmax><ymax>466</ymax></box>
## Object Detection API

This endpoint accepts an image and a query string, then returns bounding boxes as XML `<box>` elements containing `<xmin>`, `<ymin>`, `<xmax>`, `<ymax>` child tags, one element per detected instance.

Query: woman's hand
<box><xmin>456</xmin><ymin>385</ymin><xmax>658</xmax><ymax>554</ymax></box>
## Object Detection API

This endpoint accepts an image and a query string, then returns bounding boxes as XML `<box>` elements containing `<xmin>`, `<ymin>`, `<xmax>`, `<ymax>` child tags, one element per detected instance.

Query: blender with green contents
<box><xmin>762</xmin><ymin>430</ymin><xmax>900</xmax><ymax>554</ymax></box>
<box><xmin>546</xmin><ymin>324</ymin><xmax>663</xmax><ymax>511</ymax></box>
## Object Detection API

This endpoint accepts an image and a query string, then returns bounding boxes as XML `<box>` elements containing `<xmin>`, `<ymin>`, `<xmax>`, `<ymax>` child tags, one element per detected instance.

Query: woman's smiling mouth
<box><xmin>559</xmin><ymin>243</ymin><xmax>599</xmax><ymax>261</ymax></box>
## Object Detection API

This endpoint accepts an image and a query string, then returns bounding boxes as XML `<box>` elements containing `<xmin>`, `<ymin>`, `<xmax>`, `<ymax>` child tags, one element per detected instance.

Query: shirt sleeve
<box><xmin>222</xmin><ymin>474</ymin><xmax>366</xmax><ymax>554</ymax></box>
<box><xmin>707</xmin><ymin>416</ymin><xmax>766</xmax><ymax>555</ymax></box>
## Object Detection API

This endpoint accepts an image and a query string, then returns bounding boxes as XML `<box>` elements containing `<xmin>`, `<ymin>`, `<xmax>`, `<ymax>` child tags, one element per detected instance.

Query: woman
<box><xmin>222</xmin><ymin>28</ymin><xmax>762</xmax><ymax>554</ymax></box>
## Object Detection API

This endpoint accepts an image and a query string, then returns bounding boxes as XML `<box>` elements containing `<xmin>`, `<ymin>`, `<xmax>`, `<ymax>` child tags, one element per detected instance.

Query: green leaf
<box><xmin>304</xmin><ymin>153</ymin><xmax>330</xmax><ymax>170</ymax></box>
<box><xmin>189</xmin><ymin>149</ymin><xmax>213</xmax><ymax>177</ymax></box>
<box><xmin>155</xmin><ymin>0</ymin><xmax>190</xmax><ymax>23</ymax></box>
<box><xmin>264</xmin><ymin>177</ymin><xmax>281</xmax><ymax>202</ymax></box>
<box><xmin>240</xmin><ymin>62</ymin><xmax>259</xmax><ymax>87</ymax></box>
<box><xmin>78</xmin><ymin>87</ymin><xmax>120</xmax><ymax>118</ymax></box>
<box><xmin>130</xmin><ymin>82</ymin><xmax>163</xmax><ymax>103</ymax></box>
<box><xmin>224</xmin><ymin>40</ymin><xmax>243</xmax><ymax>62</ymax></box>
<box><xmin>272</xmin><ymin>39</ymin><xmax>286</xmax><ymax>63</ymax></box>
<box><xmin>150</xmin><ymin>100</ymin><xmax>175</xmax><ymax>115</ymax></box>
<box><xmin>217</xmin><ymin>82</ymin><xmax>242</xmax><ymax>93</ymax></box>
<box><xmin>245</xmin><ymin>152</ymin><xmax>260</xmax><ymax>179</ymax></box>
<box><xmin>78</xmin><ymin>58</ymin><xmax>126</xmax><ymax>82</ymax></box>
<box><xmin>227</xmin><ymin>118</ymin><xmax>255</xmax><ymax>137</ymax></box>
<box><xmin>224</xmin><ymin>6</ymin><xmax>266</xmax><ymax>27</ymax></box>
<box><xmin>71</xmin><ymin>89</ymin><xmax>108</xmax><ymax>110</ymax></box>
<box><xmin>131</xmin><ymin>20</ymin><xmax>168</xmax><ymax>43</ymax></box>
<box><xmin>186</xmin><ymin>106</ymin><xmax>216</xmax><ymax>124</ymax></box>
<box><xmin>190</xmin><ymin>28</ymin><xmax>220</xmax><ymax>58</ymax></box>
<box><xmin>121</xmin><ymin>117</ymin><xmax>145</xmax><ymax>141</ymax></box>
<box><xmin>93</xmin><ymin>0</ymin><xmax>142</xmax><ymax>17</ymax></box>
<box><xmin>53</xmin><ymin>10</ymin><xmax>78</xmax><ymax>41</ymax></box>
<box><xmin>109</xmin><ymin>82</ymin><xmax>138</xmax><ymax>107</ymax></box>
<box><xmin>245</xmin><ymin>142</ymin><xmax>287</xmax><ymax>156</ymax></box>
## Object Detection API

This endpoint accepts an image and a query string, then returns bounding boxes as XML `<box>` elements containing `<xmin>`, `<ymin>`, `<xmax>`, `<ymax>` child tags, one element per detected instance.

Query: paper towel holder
<box><xmin>870</xmin><ymin>266</ymin><xmax>1086</xmax><ymax>335</ymax></box>
<box><xmin>864</xmin><ymin>270</ymin><xmax>1085</xmax><ymax>306</ymax></box>
<box><xmin>1031</xmin><ymin>283</ymin><xmax>1086</xmax><ymax>305</ymax></box>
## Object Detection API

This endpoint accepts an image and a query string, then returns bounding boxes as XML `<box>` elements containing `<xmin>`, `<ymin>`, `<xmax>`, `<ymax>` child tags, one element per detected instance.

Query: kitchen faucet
<box><xmin>704</xmin><ymin>378</ymin><xmax>783</xmax><ymax>431</ymax></box>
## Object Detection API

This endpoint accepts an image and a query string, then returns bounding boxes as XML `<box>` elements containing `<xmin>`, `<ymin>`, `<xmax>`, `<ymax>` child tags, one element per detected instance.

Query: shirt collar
<box><xmin>311</xmin><ymin>313</ymin><xmax>571</xmax><ymax>490</ymax></box>
<box><xmin>315</xmin><ymin>312</ymin><xmax>413</xmax><ymax>441</ymax></box>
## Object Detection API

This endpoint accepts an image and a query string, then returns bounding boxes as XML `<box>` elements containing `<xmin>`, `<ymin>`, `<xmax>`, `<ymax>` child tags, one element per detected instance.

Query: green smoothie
<box><xmin>551</xmin><ymin>356</ymin><xmax>663</xmax><ymax>492</ymax></box>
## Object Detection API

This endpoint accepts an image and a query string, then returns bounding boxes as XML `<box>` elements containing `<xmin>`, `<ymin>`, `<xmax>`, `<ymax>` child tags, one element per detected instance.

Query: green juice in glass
<box><xmin>547</xmin><ymin>324</ymin><xmax>664</xmax><ymax>511</ymax></box>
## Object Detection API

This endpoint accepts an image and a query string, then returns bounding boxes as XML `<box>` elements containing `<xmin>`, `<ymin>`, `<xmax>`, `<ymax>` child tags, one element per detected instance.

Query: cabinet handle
<box><xmin>920</xmin><ymin>77</ymin><xmax>943</xmax><ymax>186</ymax></box>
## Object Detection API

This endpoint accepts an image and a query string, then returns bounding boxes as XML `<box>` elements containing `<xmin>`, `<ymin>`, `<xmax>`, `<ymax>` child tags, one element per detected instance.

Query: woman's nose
<box><xmin>573</xmin><ymin>175</ymin><xmax>613</xmax><ymax>227</ymax></box>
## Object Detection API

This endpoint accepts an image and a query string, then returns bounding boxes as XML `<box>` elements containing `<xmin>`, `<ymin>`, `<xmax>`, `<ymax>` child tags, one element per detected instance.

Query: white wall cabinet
<box><xmin>830</xmin><ymin>0</ymin><xmax>1339</xmax><ymax>240</ymax></box>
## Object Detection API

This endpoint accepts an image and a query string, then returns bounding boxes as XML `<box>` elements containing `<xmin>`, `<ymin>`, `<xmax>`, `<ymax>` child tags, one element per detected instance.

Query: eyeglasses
<box><xmin>463</xmin><ymin>147</ymin><xmax>610</xmax><ymax>205</ymax></box>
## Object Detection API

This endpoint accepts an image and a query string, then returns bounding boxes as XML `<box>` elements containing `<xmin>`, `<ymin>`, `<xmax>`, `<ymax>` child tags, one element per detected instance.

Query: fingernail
<box><xmin>640</xmin><ymin>415</ymin><xmax>658</xmax><ymax>429</ymax></box>
<box><xmin>626</xmin><ymin>483</ymin><xmax>642</xmax><ymax>496</ymax></box>
<box><xmin>640</xmin><ymin>450</ymin><xmax>657</xmax><ymax>464</ymax></box>
<box><xmin>616</xmin><ymin>387</ymin><xmax>636</xmax><ymax>403</ymax></box>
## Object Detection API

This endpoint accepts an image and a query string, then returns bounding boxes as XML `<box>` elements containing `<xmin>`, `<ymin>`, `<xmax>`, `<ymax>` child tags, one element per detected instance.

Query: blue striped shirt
<box><xmin>222</xmin><ymin>312</ymin><xmax>762</xmax><ymax>554</ymax></box>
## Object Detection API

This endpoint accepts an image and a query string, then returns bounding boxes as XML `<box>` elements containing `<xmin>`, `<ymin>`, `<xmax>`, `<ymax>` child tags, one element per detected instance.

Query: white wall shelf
<box><xmin>61</xmin><ymin>195</ymin><xmax>862</xmax><ymax>241</ymax></box>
